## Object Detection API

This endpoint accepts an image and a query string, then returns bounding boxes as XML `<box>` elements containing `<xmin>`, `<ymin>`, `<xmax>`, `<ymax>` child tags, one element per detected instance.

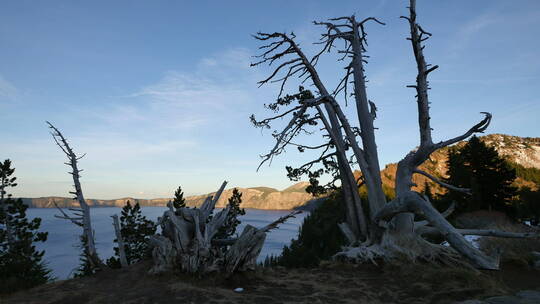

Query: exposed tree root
<box><xmin>334</xmin><ymin>233</ymin><xmax>476</xmax><ymax>271</ymax></box>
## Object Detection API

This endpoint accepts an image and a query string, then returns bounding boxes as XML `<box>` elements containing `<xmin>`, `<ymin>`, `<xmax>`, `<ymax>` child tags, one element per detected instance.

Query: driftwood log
<box><xmin>149</xmin><ymin>181</ymin><xmax>300</xmax><ymax>275</ymax></box>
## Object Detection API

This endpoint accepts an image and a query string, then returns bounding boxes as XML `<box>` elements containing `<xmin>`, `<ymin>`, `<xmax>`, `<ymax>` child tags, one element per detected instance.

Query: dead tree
<box><xmin>47</xmin><ymin>121</ymin><xmax>105</xmax><ymax>271</ymax></box>
<box><xmin>251</xmin><ymin>0</ymin><xmax>538</xmax><ymax>270</ymax></box>
<box><xmin>111</xmin><ymin>214</ymin><xmax>128</xmax><ymax>268</ymax></box>
<box><xmin>149</xmin><ymin>181</ymin><xmax>300</xmax><ymax>275</ymax></box>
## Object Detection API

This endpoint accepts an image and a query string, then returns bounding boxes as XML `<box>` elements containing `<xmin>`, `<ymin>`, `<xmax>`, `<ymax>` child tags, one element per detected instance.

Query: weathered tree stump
<box><xmin>149</xmin><ymin>181</ymin><xmax>300</xmax><ymax>275</ymax></box>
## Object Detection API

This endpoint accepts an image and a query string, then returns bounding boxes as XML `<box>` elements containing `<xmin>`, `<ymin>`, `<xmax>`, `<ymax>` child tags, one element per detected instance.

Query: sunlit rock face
<box><xmin>22</xmin><ymin>182</ymin><xmax>314</xmax><ymax>210</ymax></box>
<box><xmin>357</xmin><ymin>134</ymin><xmax>540</xmax><ymax>196</ymax></box>
<box><xmin>481</xmin><ymin>134</ymin><xmax>540</xmax><ymax>169</ymax></box>
<box><xmin>184</xmin><ymin>182</ymin><xmax>313</xmax><ymax>210</ymax></box>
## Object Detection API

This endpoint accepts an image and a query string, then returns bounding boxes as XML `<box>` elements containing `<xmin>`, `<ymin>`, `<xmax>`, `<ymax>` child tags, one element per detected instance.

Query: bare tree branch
<box><xmin>260</xmin><ymin>210</ymin><xmax>302</xmax><ymax>232</ymax></box>
<box><xmin>433</xmin><ymin>112</ymin><xmax>492</xmax><ymax>150</ymax></box>
<box><xmin>47</xmin><ymin>121</ymin><xmax>104</xmax><ymax>270</ymax></box>
<box><xmin>413</xmin><ymin>169</ymin><xmax>471</xmax><ymax>195</ymax></box>
<box><xmin>414</xmin><ymin>202</ymin><xmax>455</xmax><ymax>228</ymax></box>
<box><xmin>417</xmin><ymin>225</ymin><xmax>540</xmax><ymax>239</ymax></box>
<box><xmin>256</xmin><ymin>106</ymin><xmax>308</xmax><ymax>171</ymax></box>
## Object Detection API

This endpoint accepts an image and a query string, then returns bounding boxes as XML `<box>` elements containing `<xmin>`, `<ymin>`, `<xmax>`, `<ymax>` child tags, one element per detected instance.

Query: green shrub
<box><xmin>271</xmin><ymin>191</ymin><xmax>346</xmax><ymax>268</ymax></box>
<box><xmin>215</xmin><ymin>188</ymin><xmax>245</xmax><ymax>240</ymax></box>
<box><xmin>107</xmin><ymin>201</ymin><xmax>157</xmax><ymax>268</ymax></box>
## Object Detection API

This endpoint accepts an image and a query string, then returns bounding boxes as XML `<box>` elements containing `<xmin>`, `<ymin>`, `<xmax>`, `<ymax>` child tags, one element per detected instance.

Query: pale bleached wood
<box><xmin>111</xmin><ymin>214</ymin><xmax>128</xmax><ymax>267</ymax></box>
<box><xmin>149</xmin><ymin>181</ymin><xmax>298</xmax><ymax>275</ymax></box>
<box><xmin>413</xmin><ymin>169</ymin><xmax>471</xmax><ymax>195</ymax></box>
<box><xmin>338</xmin><ymin>222</ymin><xmax>357</xmax><ymax>245</ymax></box>
<box><xmin>47</xmin><ymin>121</ymin><xmax>104</xmax><ymax>270</ymax></box>
<box><xmin>417</xmin><ymin>225</ymin><xmax>540</xmax><ymax>240</ymax></box>
<box><xmin>252</xmin><ymin>32</ymin><xmax>370</xmax><ymax>240</ymax></box>
<box><xmin>374</xmin><ymin>192</ymin><xmax>499</xmax><ymax>269</ymax></box>
<box><xmin>414</xmin><ymin>202</ymin><xmax>456</xmax><ymax>229</ymax></box>
<box><xmin>148</xmin><ymin>235</ymin><xmax>176</xmax><ymax>274</ymax></box>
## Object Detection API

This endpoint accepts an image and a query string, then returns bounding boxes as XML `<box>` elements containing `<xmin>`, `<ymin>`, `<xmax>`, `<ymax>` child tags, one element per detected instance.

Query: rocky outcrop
<box><xmin>360</xmin><ymin>134</ymin><xmax>540</xmax><ymax>196</ymax></box>
<box><xmin>481</xmin><ymin>134</ymin><xmax>540</xmax><ymax>169</ymax></box>
<box><xmin>21</xmin><ymin>182</ymin><xmax>314</xmax><ymax>210</ymax></box>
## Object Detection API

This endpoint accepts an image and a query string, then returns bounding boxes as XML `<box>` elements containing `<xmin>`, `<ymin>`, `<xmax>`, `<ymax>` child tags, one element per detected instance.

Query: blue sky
<box><xmin>1</xmin><ymin>0</ymin><xmax>539</xmax><ymax>199</ymax></box>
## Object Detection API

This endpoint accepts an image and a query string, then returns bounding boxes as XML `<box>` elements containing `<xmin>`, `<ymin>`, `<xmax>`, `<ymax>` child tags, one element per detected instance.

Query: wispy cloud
<box><xmin>447</xmin><ymin>5</ymin><xmax>540</xmax><ymax>59</ymax></box>
<box><xmin>448</xmin><ymin>11</ymin><xmax>500</xmax><ymax>57</ymax></box>
<box><xmin>114</xmin><ymin>48</ymin><xmax>258</xmax><ymax>128</ymax></box>
<box><xmin>0</xmin><ymin>74</ymin><xmax>17</xmax><ymax>101</ymax></box>
<box><xmin>133</xmin><ymin>71</ymin><xmax>251</xmax><ymax>110</ymax></box>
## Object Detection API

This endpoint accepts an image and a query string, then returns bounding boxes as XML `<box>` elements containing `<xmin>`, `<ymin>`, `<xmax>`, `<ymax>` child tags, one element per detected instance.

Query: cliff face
<box><xmin>183</xmin><ymin>183</ymin><xmax>312</xmax><ymax>210</ymax></box>
<box><xmin>370</xmin><ymin>134</ymin><xmax>540</xmax><ymax>196</ymax></box>
<box><xmin>22</xmin><ymin>182</ymin><xmax>313</xmax><ymax>210</ymax></box>
<box><xmin>480</xmin><ymin>134</ymin><xmax>540</xmax><ymax>169</ymax></box>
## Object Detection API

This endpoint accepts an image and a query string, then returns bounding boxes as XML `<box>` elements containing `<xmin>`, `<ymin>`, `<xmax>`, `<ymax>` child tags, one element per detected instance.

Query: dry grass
<box><xmin>454</xmin><ymin>210</ymin><xmax>516</xmax><ymax>229</ymax></box>
<box><xmin>454</xmin><ymin>211</ymin><xmax>540</xmax><ymax>264</ymax></box>
<box><xmin>3</xmin><ymin>258</ymin><xmax>538</xmax><ymax>304</ymax></box>
<box><xmin>480</xmin><ymin>237</ymin><xmax>540</xmax><ymax>265</ymax></box>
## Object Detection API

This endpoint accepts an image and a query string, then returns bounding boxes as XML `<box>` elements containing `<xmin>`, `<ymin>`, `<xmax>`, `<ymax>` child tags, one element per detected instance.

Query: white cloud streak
<box><xmin>101</xmin><ymin>47</ymin><xmax>259</xmax><ymax>131</ymax></box>
<box><xmin>0</xmin><ymin>75</ymin><xmax>17</xmax><ymax>100</ymax></box>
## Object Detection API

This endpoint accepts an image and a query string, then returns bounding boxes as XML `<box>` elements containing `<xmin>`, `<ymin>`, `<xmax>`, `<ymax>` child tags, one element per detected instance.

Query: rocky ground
<box><xmin>3</xmin><ymin>260</ymin><xmax>539</xmax><ymax>304</ymax></box>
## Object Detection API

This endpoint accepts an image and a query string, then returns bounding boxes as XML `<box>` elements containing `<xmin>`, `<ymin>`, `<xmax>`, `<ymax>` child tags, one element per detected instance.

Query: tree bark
<box><xmin>417</xmin><ymin>225</ymin><xmax>540</xmax><ymax>239</ymax></box>
<box><xmin>316</xmin><ymin>106</ymin><xmax>368</xmax><ymax>239</ymax></box>
<box><xmin>349</xmin><ymin>16</ymin><xmax>387</xmax><ymax>217</ymax></box>
<box><xmin>47</xmin><ymin>121</ymin><xmax>104</xmax><ymax>270</ymax></box>
<box><xmin>375</xmin><ymin>191</ymin><xmax>499</xmax><ymax>269</ymax></box>
<box><xmin>149</xmin><ymin>181</ymin><xmax>300</xmax><ymax>275</ymax></box>
<box><xmin>111</xmin><ymin>214</ymin><xmax>129</xmax><ymax>267</ymax></box>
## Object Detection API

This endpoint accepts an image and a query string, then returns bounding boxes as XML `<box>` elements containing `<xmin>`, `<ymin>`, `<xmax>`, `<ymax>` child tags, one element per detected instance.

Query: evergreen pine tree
<box><xmin>73</xmin><ymin>235</ymin><xmax>96</xmax><ymax>277</ymax></box>
<box><xmin>216</xmin><ymin>188</ymin><xmax>245</xmax><ymax>239</ymax></box>
<box><xmin>443</xmin><ymin>136</ymin><xmax>517</xmax><ymax>215</ymax></box>
<box><xmin>0</xmin><ymin>159</ymin><xmax>51</xmax><ymax>293</ymax></box>
<box><xmin>274</xmin><ymin>190</ymin><xmax>346</xmax><ymax>268</ymax></box>
<box><xmin>171</xmin><ymin>186</ymin><xmax>186</xmax><ymax>210</ymax></box>
<box><xmin>107</xmin><ymin>201</ymin><xmax>156</xmax><ymax>268</ymax></box>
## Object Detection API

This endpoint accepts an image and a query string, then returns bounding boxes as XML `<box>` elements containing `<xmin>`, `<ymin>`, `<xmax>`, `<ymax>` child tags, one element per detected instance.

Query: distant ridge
<box><xmin>21</xmin><ymin>134</ymin><xmax>539</xmax><ymax>209</ymax></box>
<box><xmin>21</xmin><ymin>182</ymin><xmax>314</xmax><ymax>210</ymax></box>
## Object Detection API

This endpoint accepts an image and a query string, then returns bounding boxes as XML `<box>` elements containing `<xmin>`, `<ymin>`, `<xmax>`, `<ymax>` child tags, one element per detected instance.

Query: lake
<box><xmin>27</xmin><ymin>207</ymin><xmax>308</xmax><ymax>280</ymax></box>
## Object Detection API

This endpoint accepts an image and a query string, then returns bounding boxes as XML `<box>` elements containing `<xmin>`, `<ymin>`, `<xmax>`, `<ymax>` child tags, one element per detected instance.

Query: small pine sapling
<box><xmin>216</xmin><ymin>188</ymin><xmax>246</xmax><ymax>240</ymax></box>
<box><xmin>107</xmin><ymin>201</ymin><xmax>156</xmax><ymax>268</ymax></box>
<box><xmin>172</xmin><ymin>186</ymin><xmax>186</xmax><ymax>210</ymax></box>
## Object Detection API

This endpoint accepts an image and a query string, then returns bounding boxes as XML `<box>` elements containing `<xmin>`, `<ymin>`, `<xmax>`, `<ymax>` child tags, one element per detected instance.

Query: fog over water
<box><xmin>27</xmin><ymin>207</ymin><xmax>307</xmax><ymax>280</ymax></box>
